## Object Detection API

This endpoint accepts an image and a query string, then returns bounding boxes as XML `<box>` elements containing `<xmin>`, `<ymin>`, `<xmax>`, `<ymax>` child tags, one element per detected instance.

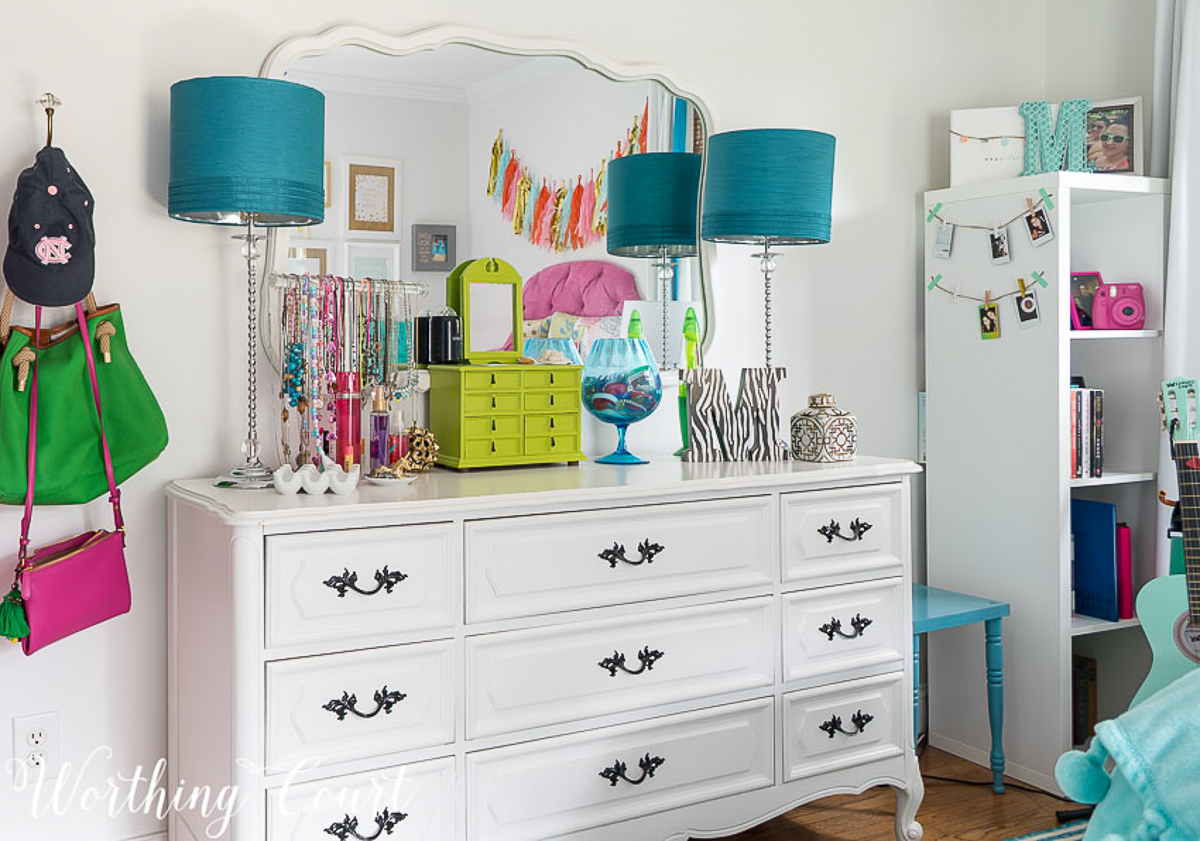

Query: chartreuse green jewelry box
<box><xmin>427</xmin><ymin>364</ymin><xmax>586</xmax><ymax>469</ymax></box>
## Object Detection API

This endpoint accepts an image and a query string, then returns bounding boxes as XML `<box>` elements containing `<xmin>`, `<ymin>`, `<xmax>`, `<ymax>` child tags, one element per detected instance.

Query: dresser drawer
<box><xmin>265</xmin><ymin>525</ymin><xmax>456</xmax><ymax>649</ymax></box>
<box><xmin>782</xmin><ymin>578</ymin><xmax>905</xmax><ymax>683</ymax></box>
<box><xmin>523</xmin><ymin>412</ymin><xmax>578</xmax><ymax>435</ymax></box>
<box><xmin>464</xmin><ymin>392</ymin><xmax>522</xmax><ymax>414</ymax></box>
<box><xmin>266</xmin><ymin>641</ymin><xmax>454</xmax><ymax>771</ymax></box>
<box><xmin>522</xmin><ymin>389</ymin><xmax>575</xmax><ymax>412</ymax></box>
<box><xmin>782</xmin><ymin>484</ymin><xmax>904</xmax><ymax>585</ymax></box>
<box><xmin>464</xmin><ymin>415</ymin><xmax>522</xmax><ymax>438</ymax></box>
<box><xmin>522</xmin><ymin>368</ymin><xmax>580</xmax><ymax>390</ymax></box>
<box><xmin>467</xmin><ymin>597</ymin><xmax>774</xmax><ymax>738</ymax></box>
<box><xmin>464</xmin><ymin>368</ymin><xmax>522</xmax><ymax>390</ymax></box>
<box><xmin>464</xmin><ymin>436</ymin><xmax>523</xmax><ymax>461</ymax></box>
<box><xmin>267</xmin><ymin>756</ymin><xmax>454</xmax><ymax>841</ymax></box>
<box><xmin>466</xmin><ymin>496</ymin><xmax>774</xmax><ymax>622</ymax></box>
<box><xmin>782</xmin><ymin>672</ymin><xmax>905</xmax><ymax>782</ymax></box>
<box><xmin>268</xmin><ymin>753</ymin><xmax>453</xmax><ymax>839</ymax></box>
<box><xmin>467</xmin><ymin>698</ymin><xmax>774</xmax><ymax>841</ymax></box>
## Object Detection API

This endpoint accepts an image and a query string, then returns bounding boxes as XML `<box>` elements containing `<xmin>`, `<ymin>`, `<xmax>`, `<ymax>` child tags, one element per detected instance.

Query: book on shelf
<box><xmin>1072</xmin><ymin>654</ymin><xmax>1098</xmax><ymax>746</ymax></box>
<box><xmin>1071</xmin><ymin>497</ymin><xmax>1119</xmax><ymax>621</ymax></box>
<box><xmin>1117</xmin><ymin>522</ymin><xmax>1133</xmax><ymax>620</ymax></box>
<box><xmin>1069</xmin><ymin>387</ymin><xmax>1104</xmax><ymax>479</ymax></box>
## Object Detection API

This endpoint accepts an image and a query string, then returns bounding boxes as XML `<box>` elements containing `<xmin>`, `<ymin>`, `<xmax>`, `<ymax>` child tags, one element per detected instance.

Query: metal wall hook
<box><xmin>37</xmin><ymin>93</ymin><xmax>62</xmax><ymax>148</ymax></box>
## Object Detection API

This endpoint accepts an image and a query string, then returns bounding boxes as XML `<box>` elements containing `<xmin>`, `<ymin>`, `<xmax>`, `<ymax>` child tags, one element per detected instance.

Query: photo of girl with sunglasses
<box><xmin>1086</xmin><ymin>104</ymin><xmax>1135</xmax><ymax>173</ymax></box>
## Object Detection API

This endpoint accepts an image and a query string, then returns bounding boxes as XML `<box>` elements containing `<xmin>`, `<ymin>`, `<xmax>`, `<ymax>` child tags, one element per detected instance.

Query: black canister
<box><xmin>416</xmin><ymin>313</ymin><xmax>463</xmax><ymax>364</ymax></box>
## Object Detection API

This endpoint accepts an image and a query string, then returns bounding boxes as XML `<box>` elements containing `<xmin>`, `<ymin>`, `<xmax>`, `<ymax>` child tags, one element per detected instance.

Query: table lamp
<box><xmin>701</xmin><ymin>129</ymin><xmax>834</xmax><ymax>368</ymax></box>
<box><xmin>606</xmin><ymin>152</ymin><xmax>701</xmax><ymax>368</ymax></box>
<box><xmin>169</xmin><ymin>76</ymin><xmax>324</xmax><ymax>488</ymax></box>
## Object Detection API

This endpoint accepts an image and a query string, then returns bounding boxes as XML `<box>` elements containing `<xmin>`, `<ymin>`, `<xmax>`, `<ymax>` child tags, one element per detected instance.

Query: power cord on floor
<box><xmin>917</xmin><ymin>735</ymin><xmax>1077</xmax><ymax>803</ymax></box>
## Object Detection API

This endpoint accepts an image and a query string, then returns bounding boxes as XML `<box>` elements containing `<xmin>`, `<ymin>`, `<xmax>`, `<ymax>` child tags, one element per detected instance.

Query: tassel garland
<box><xmin>486</xmin><ymin>101</ymin><xmax>650</xmax><ymax>252</ymax></box>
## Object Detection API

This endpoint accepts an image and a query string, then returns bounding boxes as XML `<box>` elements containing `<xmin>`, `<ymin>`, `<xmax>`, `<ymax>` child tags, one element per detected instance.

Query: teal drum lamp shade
<box><xmin>168</xmin><ymin>76</ymin><xmax>325</xmax><ymax>226</ymax></box>
<box><xmin>607</xmin><ymin>152</ymin><xmax>702</xmax><ymax>368</ymax></box>
<box><xmin>168</xmin><ymin>76</ymin><xmax>325</xmax><ymax>489</ymax></box>
<box><xmin>702</xmin><ymin>129</ymin><xmax>835</xmax><ymax>367</ymax></box>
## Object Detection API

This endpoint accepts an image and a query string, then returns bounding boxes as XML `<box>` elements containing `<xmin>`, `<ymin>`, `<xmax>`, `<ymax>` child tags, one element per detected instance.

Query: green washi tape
<box><xmin>1031</xmin><ymin>271</ymin><xmax>1047</xmax><ymax>287</ymax></box>
<box><xmin>927</xmin><ymin>274</ymin><xmax>942</xmax><ymax>291</ymax></box>
<box><xmin>1039</xmin><ymin>188</ymin><xmax>1055</xmax><ymax>210</ymax></box>
<box><xmin>926</xmin><ymin>203</ymin><xmax>942</xmax><ymax>223</ymax></box>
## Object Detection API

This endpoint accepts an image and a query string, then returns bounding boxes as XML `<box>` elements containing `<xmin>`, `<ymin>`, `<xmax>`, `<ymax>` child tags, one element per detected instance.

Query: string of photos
<box><xmin>925</xmin><ymin>189</ymin><xmax>1057</xmax><ymax>340</ymax></box>
<box><xmin>927</xmin><ymin>273</ymin><xmax>1048</xmax><ymax>340</ymax></box>
<box><xmin>272</xmin><ymin>273</ymin><xmax>432</xmax><ymax>474</ymax></box>
<box><xmin>486</xmin><ymin>99</ymin><xmax>650</xmax><ymax>253</ymax></box>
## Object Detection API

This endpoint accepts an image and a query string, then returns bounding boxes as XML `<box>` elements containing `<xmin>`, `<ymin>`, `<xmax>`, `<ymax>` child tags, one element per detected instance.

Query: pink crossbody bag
<box><xmin>12</xmin><ymin>303</ymin><xmax>130</xmax><ymax>655</ymax></box>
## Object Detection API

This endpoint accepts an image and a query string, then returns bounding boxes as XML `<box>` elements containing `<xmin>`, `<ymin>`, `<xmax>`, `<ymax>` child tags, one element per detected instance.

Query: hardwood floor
<box><xmin>706</xmin><ymin>748</ymin><xmax>1072</xmax><ymax>841</ymax></box>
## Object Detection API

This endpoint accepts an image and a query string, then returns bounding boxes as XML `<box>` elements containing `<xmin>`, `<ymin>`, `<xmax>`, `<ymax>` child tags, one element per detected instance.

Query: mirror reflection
<box><xmin>279</xmin><ymin>40</ymin><xmax>709</xmax><ymax>358</ymax></box>
<box><xmin>470</xmin><ymin>281</ymin><xmax>516</xmax><ymax>353</ymax></box>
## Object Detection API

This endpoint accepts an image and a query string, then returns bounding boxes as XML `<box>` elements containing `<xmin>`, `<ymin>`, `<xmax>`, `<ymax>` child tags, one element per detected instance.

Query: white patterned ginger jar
<box><xmin>791</xmin><ymin>393</ymin><xmax>857</xmax><ymax>462</ymax></box>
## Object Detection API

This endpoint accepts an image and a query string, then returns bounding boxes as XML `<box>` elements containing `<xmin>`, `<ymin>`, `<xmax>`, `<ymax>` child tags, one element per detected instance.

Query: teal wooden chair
<box><xmin>912</xmin><ymin>584</ymin><xmax>1011</xmax><ymax>793</ymax></box>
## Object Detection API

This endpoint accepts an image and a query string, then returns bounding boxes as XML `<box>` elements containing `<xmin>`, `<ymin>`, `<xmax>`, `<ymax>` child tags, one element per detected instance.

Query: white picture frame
<box><xmin>344</xmin><ymin>241</ymin><xmax>401</xmax><ymax>281</ymax></box>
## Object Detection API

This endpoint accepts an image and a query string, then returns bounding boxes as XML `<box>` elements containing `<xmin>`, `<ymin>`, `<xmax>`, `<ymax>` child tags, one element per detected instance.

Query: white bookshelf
<box><xmin>923</xmin><ymin>171</ymin><xmax>1168</xmax><ymax>792</ymax></box>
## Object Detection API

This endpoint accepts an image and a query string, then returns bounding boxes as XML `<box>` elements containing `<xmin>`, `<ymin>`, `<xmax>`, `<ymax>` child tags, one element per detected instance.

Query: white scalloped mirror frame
<box><xmin>259</xmin><ymin>23</ymin><xmax>717</xmax><ymax>350</ymax></box>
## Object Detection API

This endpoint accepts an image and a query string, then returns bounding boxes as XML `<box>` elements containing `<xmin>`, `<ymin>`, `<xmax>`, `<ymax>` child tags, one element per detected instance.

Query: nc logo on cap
<box><xmin>34</xmin><ymin>235</ymin><xmax>72</xmax><ymax>266</ymax></box>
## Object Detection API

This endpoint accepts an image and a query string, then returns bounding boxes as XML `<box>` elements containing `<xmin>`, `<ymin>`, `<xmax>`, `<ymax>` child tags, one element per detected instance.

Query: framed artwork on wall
<box><xmin>345</xmin><ymin>241</ymin><xmax>401</xmax><ymax>281</ymax></box>
<box><xmin>412</xmin><ymin>224</ymin><xmax>457</xmax><ymax>272</ymax></box>
<box><xmin>287</xmin><ymin>238</ymin><xmax>334</xmax><ymax>276</ymax></box>
<box><xmin>345</xmin><ymin>157</ymin><xmax>401</xmax><ymax>236</ymax></box>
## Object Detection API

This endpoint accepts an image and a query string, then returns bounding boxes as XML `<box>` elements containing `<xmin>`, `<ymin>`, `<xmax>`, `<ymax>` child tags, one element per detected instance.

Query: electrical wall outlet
<box><xmin>12</xmin><ymin>712</ymin><xmax>59</xmax><ymax>781</ymax></box>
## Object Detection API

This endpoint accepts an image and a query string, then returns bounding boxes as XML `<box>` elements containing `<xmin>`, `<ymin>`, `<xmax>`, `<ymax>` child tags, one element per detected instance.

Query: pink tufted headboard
<box><xmin>522</xmin><ymin>260</ymin><xmax>640</xmax><ymax>319</ymax></box>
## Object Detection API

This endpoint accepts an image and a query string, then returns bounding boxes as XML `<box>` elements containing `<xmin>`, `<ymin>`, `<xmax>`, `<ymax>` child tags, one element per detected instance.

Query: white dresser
<box><xmin>167</xmin><ymin>456</ymin><xmax>924</xmax><ymax>841</ymax></box>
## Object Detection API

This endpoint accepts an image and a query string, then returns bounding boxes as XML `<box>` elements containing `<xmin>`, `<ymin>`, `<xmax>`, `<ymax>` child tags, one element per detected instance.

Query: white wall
<box><xmin>466</xmin><ymin>60</ymin><xmax>658</xmax><ymax>287</ymax></box>
<box><xmin>289</xmin><ymin>88</ymin><xmax>470</xmax><ymax>300</ymax></box>
<box><xmin>0</xmin><ymin>1</ymin><xmax>1157</xmax><ymax>838</ymax></box>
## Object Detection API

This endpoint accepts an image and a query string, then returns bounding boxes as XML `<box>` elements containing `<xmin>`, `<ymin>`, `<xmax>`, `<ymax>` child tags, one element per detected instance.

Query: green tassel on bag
<box><xmin>0</xmin><ymin>585</ymin><xmax>30</xmax><ymax>642</ymax></box>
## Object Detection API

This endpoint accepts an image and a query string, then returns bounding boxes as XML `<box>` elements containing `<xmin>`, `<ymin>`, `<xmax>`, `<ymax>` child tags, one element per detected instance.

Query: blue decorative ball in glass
<box><xmin>581</xmin><ymin>337</ymin><xmax>662</xmax><ymax>465</ymax></box>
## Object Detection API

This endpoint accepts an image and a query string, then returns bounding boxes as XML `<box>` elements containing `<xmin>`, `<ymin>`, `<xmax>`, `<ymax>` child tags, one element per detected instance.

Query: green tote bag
<box><xmin>0</xmin><ymin>293</ymin><xmax>168</xmax><ymax>504</ymax></box>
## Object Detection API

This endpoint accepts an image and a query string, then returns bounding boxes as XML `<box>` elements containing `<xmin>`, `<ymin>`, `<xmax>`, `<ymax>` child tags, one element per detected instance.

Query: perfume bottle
<box><xmin>369</xmin><ymin>387</ymin><xmax>390</xmax><ymax>472</ymax></box>
<box><xmin>335</xmin><ymin>371</ymin><xmax>362</xmax><ymax>472</ymax></box>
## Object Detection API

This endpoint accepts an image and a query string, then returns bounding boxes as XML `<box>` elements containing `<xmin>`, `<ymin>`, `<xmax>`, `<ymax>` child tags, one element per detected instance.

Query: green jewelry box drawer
<box><xmin>522</xmin><ymin>368</ymin><xmax>581</xmax><ymax>390</ymax></box>
<box><xmin>524</xmin><ymin>413</ymin><xmax>578</xmax><ymax>436</ymax></box>
<box><xmin>464</xmin><ymin>392</ymin><xmax>523</xmax><ymax>414</ymax></box>
<box><xmin>523</xmin><ymin>434</ymin><xmax>580</xmax><ymax>458</ymax></box>
<box><xmin>464</xmin><ymin>416</ymin><xmax>523</xmax><ymax>439</ymax></box>
<box><xmin>463</xmin><ymin>369</ymin><xmax>523</xmax><ymax>391</ymax></box>
<box><xmin>523</xmin><ymin>390</ymin><xmax>577</xmax><ymax>412</ymax></box>
<box><xmin>464</xmin><ymin>437</ymin><xmax>523</xmax><ymax>460</ymax></box>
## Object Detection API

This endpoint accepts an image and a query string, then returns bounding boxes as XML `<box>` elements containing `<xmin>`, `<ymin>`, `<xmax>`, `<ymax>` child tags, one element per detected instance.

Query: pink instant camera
<box><xmin>1092</xmin><ymin>281</ymin><xmax>1146</xmax><ymax>330</ymax></box>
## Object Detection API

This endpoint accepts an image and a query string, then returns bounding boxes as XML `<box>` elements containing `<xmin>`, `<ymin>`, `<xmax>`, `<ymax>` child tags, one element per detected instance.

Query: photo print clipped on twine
<box><xmin>928</xmin><ymin>274</ymin><xmax>1048</xmax><ymax>341</ymax></box>
<box><xmin>926</xmin><ymin>188</ymin><xmax>1055</xmax><ymax>264</ymax></box>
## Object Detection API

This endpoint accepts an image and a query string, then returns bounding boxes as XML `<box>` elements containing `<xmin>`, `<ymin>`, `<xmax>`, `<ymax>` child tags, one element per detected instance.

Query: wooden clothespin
<box><xmin>1026</xmin><ymin>197</ymin><xmax>1036</xmax><ymax>216</ymax></box>
<box><xmin>1018</xmin><ymin>278</ymin><xmax>1027</xmax><ymax>296</ymax></box>
<box><xmin>952</xmin><ymin>285</ymin><xmax>961</xmax><ymax>303</ymax></box>
<box><xmin>984</xmin><ymin>289</ymin><xmax>993</xmax><ymax>308</ymax></box>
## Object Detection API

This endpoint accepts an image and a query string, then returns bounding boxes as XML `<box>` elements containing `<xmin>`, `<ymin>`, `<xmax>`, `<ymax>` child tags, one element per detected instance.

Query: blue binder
<box><xmin>1071</xmin><ymin>498</ymin><xmax>1118</xmax><ymax>621</ymax></box>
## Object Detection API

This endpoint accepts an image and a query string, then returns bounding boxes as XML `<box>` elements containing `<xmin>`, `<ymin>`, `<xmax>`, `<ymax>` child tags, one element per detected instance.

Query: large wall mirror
<box><xmin>261</xmin><ymin>25</ymin><xmax>716</xmax><ymax>351</ymax></box>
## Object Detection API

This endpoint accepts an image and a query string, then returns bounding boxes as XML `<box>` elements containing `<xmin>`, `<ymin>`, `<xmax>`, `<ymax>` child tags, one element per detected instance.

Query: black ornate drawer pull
<box><xmin>322</xmin><ymin>687</ymin><xmax>407</xmax><ymax>721</ymax></box>
<box><xmin>819</xmin><ymin>613</ymin><xmax>873</xmax><ymax>641</ymax></box>
<box><xmin>599</xmin><ymin>753</ymin><xmax>665</xmax><ymax>786</ymax></box>
<box><xmin>817</xmin><ymin>518</ymin><xmax>873</xmax><ymax>544</ymax></box>
<box><xmin>324</xmin><ymin>807</ymin><xmax>407</xmax><ymax>840</ymax></box>
<box><xmin>323</xmin><ymin>567</ymin><xmax>408</xmax><ymax>598</ymax></box>
<box><xmin>599</xmin><ymin>539</ymin><xmax>664</xmax><ymax>568</ymax></box>
<box><xmin>819</xmin><ymin>709</ymin><xmax>874</xmax><ymax>739</ymax></box>
<box><xmin>599</xmin><ymin>646</ymin><xmax>664</xmax><ymax>676</ymax></box>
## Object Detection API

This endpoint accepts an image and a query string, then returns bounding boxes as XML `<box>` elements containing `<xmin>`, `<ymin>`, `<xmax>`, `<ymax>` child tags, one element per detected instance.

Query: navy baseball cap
<box><xmin>3</xmin><ymin>147</ymin><xmax>95</xmax><ymax>307</ymax></box>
